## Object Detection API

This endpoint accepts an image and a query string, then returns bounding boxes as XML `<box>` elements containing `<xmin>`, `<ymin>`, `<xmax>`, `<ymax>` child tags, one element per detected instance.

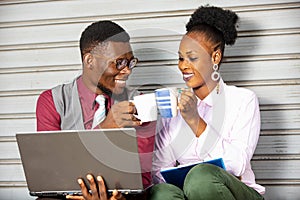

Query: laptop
<box><xmin>16</xmin><ymin>128</ymin><xmax>145</xmax><ymax>198</ymax></box>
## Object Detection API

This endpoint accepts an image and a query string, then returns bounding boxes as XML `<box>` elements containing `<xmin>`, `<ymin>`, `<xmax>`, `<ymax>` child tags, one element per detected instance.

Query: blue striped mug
<box><xmin>155</xmin><ymin>88</ymin><xmax>178</xmax><ymax>118</ymax></box>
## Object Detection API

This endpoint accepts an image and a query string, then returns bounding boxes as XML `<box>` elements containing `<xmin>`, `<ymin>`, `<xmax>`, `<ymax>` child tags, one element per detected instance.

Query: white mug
<box><xmin>133</xmin><ymin>93</ymin><xmax>158</xmax><ymax>122</ymax></box>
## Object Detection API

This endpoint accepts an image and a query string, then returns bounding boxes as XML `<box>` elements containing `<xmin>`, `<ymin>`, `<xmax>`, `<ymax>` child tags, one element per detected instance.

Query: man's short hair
<box><xmin>79</xmin><ymin>20</ymin><xmax>130</xmax><ymax>59</ymax></box>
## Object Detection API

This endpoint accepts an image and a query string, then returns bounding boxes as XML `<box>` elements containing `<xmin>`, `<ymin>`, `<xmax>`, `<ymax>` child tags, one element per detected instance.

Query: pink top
<box><xmin>152</xmin><ymin>79</ymin><xmax>265</xmax><ymax>194</ymax></box>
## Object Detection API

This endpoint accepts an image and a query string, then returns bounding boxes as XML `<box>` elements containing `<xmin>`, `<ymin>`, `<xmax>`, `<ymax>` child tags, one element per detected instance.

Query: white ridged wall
<box><xmin>0</xmin><ymin>0</ymin><xmax>299</xmax><ymax>199</ymax></box>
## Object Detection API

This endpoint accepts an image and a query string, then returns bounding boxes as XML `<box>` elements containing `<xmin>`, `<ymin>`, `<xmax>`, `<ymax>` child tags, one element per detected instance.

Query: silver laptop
<box><xmin>16</xmin><ymin>128</ymin><xmax>145</xmax><ymax>198</ymax></box>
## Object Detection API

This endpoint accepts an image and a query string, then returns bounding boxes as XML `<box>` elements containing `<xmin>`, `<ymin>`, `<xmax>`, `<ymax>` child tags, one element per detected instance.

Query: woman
<box><xmin>150</xmin><ymin>6</ymin><xmax>265</xmax><ymax>200</ymax></box>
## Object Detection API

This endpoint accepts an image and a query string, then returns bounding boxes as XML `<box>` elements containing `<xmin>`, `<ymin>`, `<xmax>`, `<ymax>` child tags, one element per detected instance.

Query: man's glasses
<box><xmin>114</xmin><ymin>58</ymin><xmax>138</xmax><ymax>71</ymax></box>
<box><xmin>91</xmin><ymin>52</ymin><xmax>138</xmax><ymax>71</ymax></box>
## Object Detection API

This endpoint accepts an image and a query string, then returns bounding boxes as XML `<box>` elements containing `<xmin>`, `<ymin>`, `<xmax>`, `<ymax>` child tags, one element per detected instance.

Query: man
<box><xmin>36</xmin><ymin>20</ymin><xmax>156</xmax><ymax>200</ymax></box>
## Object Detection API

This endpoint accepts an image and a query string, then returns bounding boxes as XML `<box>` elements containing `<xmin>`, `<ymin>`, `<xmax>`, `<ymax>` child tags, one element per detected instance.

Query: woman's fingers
<box><xmin>179</xmin><ymin>91</ymin><xmax>197</xmax><ymax>111</ymax></box>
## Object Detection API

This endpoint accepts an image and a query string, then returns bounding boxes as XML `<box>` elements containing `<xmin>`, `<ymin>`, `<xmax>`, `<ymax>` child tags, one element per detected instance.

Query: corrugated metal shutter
<box><xmin>0</xmin><ymin>0</ymin><xmax>299</xmax><ymax>199</ymax></box>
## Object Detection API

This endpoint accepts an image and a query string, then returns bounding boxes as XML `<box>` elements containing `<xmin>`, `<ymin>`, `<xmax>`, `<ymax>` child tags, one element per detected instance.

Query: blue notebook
<box><xmin>160</xmin><ymin>158</ymin><xmax>226</xmax><ymax>189</ymax></box>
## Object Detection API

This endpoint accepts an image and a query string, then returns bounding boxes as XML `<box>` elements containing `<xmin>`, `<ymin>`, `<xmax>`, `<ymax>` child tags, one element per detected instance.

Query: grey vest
<box><xmin>52</xmin><ymin>78</ymin><xmax>85</xmax><ymax>130</ymax></box>
<box><xmin>52</xmin><ymin>78</ymin><xmax>139</xmax><ymax>130</ymax></box>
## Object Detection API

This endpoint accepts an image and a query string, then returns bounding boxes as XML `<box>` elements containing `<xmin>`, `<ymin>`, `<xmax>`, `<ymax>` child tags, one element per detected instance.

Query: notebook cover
<box><xmin>160</xmin><ymin>158</ymin><xmax>226</xmax><ymax>189</ymax></box>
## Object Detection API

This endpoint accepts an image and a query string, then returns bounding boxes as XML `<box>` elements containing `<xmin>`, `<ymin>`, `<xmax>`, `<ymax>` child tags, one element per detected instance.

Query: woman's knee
<box><xmin>183</xmin><ymin>164</ymin><xmax>225</xmax><ymax>199</ymax></box>
<box><xmin>185</xmin><ymin>164</ymin><xmax>220</xmax><ymax>184</ymax></box>
<box><xmin>149</xmin><ymin>183</ymin><xmax>184</xmax><ymax>200</ymax></box>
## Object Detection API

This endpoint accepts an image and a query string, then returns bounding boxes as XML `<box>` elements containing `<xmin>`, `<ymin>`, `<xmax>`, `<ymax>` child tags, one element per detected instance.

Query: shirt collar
<box><xmin>77</xmin><ymin>75</ymin><xmax>113</xmax><ymax>109</ymax></box>
<box><xmin>76</xmin><ymin>76</ymin><xmax>96</xmax><ymax>108</ymax></box>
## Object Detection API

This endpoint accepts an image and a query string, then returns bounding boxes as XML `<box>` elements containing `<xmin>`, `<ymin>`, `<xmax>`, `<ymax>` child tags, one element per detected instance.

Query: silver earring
<box><xmin>211</xmin><ymin>64</ymin><xmax>220</xmax><ymax>81</ymax></box>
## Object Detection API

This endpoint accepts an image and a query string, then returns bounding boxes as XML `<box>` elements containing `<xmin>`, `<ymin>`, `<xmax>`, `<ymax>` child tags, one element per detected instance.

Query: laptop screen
<box><xmin>16</xmin><ymin>128</ymin><xmax>144</xmax><ymax>197</ymax></box>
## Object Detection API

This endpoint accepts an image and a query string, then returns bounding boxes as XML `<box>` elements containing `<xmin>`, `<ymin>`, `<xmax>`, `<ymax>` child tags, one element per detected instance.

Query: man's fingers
<box><xmin>111</xmin><ymin>190</ymin><xmax>126</xmax><ymax>200</ymax></box>
<box><xmin>120</xmin><ymin>113</ymin><xmax>141</xmax><ymax>123</ymax></box>
<box><xmin>97</xmin><ymin>176</ymin><xmax>108</xmax><ymax>199</ymax></box>
<box><xmin>70</xmin><ymin>176</ymin><xmax>127</xmax><ymax>200</ymax></box>
<box><xmin>127</xmin><ymin>103</ymin><xmax>136</xmax><ymax>114</ymax></box>
<box><xmin>114</xmin><ymin>101</ymin><xmax>136</xmax><ymax>114</ymax></box>
<box><xmin>77</xmin><ymin>178</ymin><xmax>90</xmax><ymax>199</ymax></box>
<box><xmin>87</xmin><ymin>174</ymin><xmax>98</xmax><ymax>198</ymax></box>
<box><xmin>129</xmin><ymin>101</ymin><xmax>138</xmax><ymax>115</ymax></box>
<box><xmin>66</xmin><ymin>195</ymin><xmax>85</xmax><ymax>200</ymax></box>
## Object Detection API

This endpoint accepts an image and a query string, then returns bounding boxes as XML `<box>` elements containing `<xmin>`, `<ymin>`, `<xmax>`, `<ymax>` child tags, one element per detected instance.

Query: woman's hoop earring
<box><xmin>211</xmin><ymin>64</ymin><xmax>220</xmax><ymax>81</ymax></box>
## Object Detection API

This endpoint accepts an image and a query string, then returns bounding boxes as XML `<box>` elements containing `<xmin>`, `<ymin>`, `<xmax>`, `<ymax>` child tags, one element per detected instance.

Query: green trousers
<box><xmin>149</xmin><ymin>164</ymin><xmax>264</xmax><ymax>200</ymax></box>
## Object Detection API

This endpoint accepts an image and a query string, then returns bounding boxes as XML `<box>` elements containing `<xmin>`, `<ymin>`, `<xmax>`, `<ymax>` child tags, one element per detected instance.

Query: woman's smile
<box><xmin>183</xmin><ymin>73</ymin><xmax>194</xmax><ymax>82</ymax></box>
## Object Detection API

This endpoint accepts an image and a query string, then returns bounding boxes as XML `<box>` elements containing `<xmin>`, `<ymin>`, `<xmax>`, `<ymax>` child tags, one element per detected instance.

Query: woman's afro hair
<box><xmin>186</xmin><ymin>6</ymin><xmax>238</xmax><ymax>45</ymax></box>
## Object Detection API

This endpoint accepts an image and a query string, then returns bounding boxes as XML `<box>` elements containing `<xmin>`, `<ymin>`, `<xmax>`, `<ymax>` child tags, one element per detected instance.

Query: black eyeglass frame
<box><xmin>114</xmin><ymin>57</ymin><xmax>138</xmax><ymax>71</ymax></box>
<box><xmin>90</xmin><ymin>51</ymin><xmax>138</xmax><ymax>71</ymax></box>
